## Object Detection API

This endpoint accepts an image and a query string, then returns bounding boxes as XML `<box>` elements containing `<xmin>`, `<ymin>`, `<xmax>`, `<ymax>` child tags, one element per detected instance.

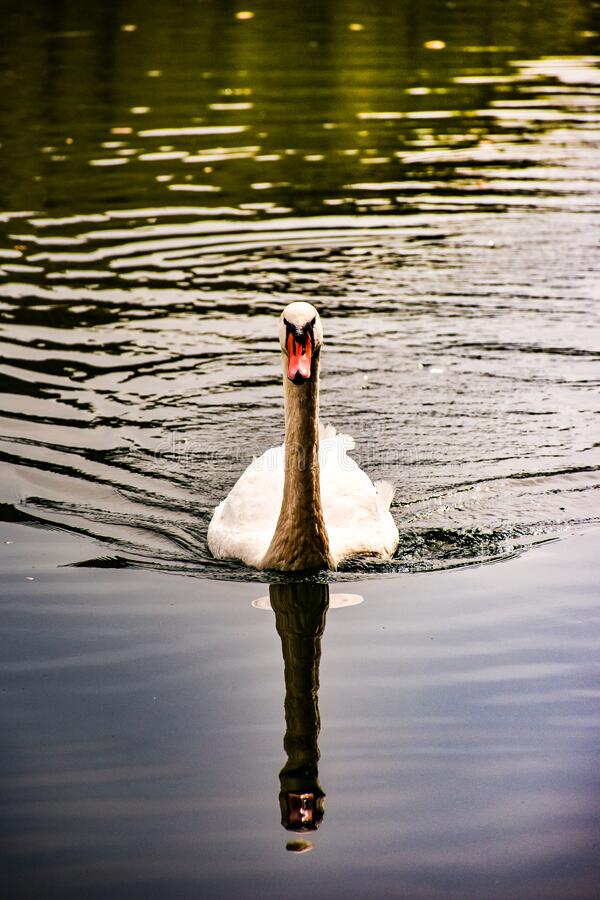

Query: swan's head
<box><xmin>279</xmin><ymin>302</ymin><xmax>323</xmax><ymax>385</ymax></box>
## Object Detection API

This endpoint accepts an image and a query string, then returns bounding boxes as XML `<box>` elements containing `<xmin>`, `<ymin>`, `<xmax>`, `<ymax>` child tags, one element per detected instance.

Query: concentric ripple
<box><xmin>0</xmin><ymin>4</ymin><xmax>599</xmax><ymax>579</ymax></box>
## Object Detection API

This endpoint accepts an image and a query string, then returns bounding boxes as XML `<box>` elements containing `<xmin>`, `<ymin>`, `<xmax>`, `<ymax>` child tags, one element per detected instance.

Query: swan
<box><xmin>207</xmin><ymin>301</ymin><xmax>399</xmax><ymax>571</ymax></box>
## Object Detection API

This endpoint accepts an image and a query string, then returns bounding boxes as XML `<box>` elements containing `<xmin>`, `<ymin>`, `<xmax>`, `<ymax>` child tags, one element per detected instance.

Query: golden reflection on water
<box><xmin>0</xmin><ymin>0</ymin><xmax>597</xmax><ymax>214</ymax></box>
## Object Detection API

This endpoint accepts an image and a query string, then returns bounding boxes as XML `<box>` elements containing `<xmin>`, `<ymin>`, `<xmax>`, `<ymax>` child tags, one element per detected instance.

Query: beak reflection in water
<box><xmin>253</xmin><ymin>584</ymin><xmax>363</xmax><ymax>851</ymax></box>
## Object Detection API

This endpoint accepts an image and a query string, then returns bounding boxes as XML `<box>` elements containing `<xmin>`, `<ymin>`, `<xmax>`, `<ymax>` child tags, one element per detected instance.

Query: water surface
<box><xmin>1</xmin><ymin>523</ymin><xmax>599</xmax><ymax>899</ymax></box>
<box><xmin>0</xmin><ymin>0</ymin><xmax>599</xmax><ymax>577</ymax></box>
<box><xmin>0</xmin><ymin>4</ymin><xmax>599</xmax><ymax>897</ymax></box>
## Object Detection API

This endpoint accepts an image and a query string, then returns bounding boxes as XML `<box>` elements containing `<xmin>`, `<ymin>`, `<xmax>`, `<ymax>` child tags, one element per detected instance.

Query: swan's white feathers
<box><xmin>373</xmin><ymin>479</ymin><xmax>395</xmax><ymax>513</ymax></box>
<box><xmin>207</xmin><ymin>444</ymin><xmax>284</xmax><ymax>569</ymax></box>
<box><xmin>207</xmin><ymin>424</ymin><xmax>398</xmax><ymax>568</ymax></box>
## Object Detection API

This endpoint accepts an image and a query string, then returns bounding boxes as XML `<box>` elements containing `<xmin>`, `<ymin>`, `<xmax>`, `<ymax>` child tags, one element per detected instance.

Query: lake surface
<box><xmin>2</xmin><ymin>523</ymin><xmax>600</xmax><ymax>899</ymax></box>
<box><xmin>0</xmin><ymin>0</ymin><xmax>599</xmax><ymax>896</ymax></box>
<box><xmin>1</xmin><ymin>0</ymin><xmax>599</xmax><ymax>575</ymax></box>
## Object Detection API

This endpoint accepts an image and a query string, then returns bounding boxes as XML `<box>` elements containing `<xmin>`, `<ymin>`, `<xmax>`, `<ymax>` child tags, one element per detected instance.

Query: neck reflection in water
<box><xmin>269</xmin><ymin>582</ymin><xmax>329</xmax><ymax>841</ymax></box>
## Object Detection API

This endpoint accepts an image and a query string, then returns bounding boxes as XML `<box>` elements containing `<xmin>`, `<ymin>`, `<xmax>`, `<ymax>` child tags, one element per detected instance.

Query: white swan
<box><xmin>208</xmin><ymin>301</ymin><xmax>399</xmax><ymax>571</ymax></box>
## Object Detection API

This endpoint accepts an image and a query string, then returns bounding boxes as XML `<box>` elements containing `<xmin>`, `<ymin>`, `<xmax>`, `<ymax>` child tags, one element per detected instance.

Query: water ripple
<box><xmin>0</xmin><ymin>25</ymin><xmax>599</xmax><ymax>578</ymax></box>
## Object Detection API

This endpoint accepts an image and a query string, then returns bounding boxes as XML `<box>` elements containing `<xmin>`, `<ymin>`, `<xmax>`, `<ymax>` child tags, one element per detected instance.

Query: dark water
<box><xmin>2</xmin><ymin>523</ymin><xmax>600</xmax><ymax>899</ymax></box>
<box><xmin>1</xmin><ymin>2</ymin><xmax>600</xmax><ymax>897</ymax></box>
<box><xmin>1</xmin><ymin>0</ymin><xmax>599</xmax><ymax>577</ymax></box>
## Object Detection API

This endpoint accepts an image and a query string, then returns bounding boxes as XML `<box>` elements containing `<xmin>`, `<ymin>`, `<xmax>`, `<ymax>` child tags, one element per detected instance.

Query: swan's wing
<box><xmin>373</xmin><ymin>478</ymin><xmax>395</xmax><ymax>512</ymax></box>
<box><xmin>207</xmin><ymin>444</ymin><xmax>283</xmax><ymax>567</ymax></box>
<box><xmin>319</xmin><ymin>426</ymin><xmax>399</xmax><ymax>565</ymax></box>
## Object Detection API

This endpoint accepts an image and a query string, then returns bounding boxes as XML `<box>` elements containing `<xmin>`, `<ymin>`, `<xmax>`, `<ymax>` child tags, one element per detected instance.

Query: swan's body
<box><xmin>208</xmin><ymin>302</ymin><xmax>399</xmax><ymax>571</ymax></box>
<box><xmin>208</xmin><ymin>425</ymin><xmax>398</xmax><ymax>569</ymax></box>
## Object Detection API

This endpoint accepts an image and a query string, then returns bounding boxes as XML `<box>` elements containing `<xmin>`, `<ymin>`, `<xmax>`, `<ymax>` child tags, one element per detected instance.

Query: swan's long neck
<box><xmin>262</xmin><ymin>353</ymin><xmax>333</xmax><ymax>571</ymax></box>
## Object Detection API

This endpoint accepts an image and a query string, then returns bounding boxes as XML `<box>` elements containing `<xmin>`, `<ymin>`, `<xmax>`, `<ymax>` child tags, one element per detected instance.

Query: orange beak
<box><xmin>287</xmin><ymin>331</ymin><xmax>312</xmax><ymax>382</ymax></box>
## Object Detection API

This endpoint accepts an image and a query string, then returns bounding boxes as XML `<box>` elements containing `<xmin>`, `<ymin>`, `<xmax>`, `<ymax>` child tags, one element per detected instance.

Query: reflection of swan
<box><xmin>208</xmin><ymin>302</ymin><xmax>399</xmax><ymax>571</ymax></box>
<box><xmin>269</xmin><ymin>582</ymin><xmax>329</xmax><ymax>836</ymax></box>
